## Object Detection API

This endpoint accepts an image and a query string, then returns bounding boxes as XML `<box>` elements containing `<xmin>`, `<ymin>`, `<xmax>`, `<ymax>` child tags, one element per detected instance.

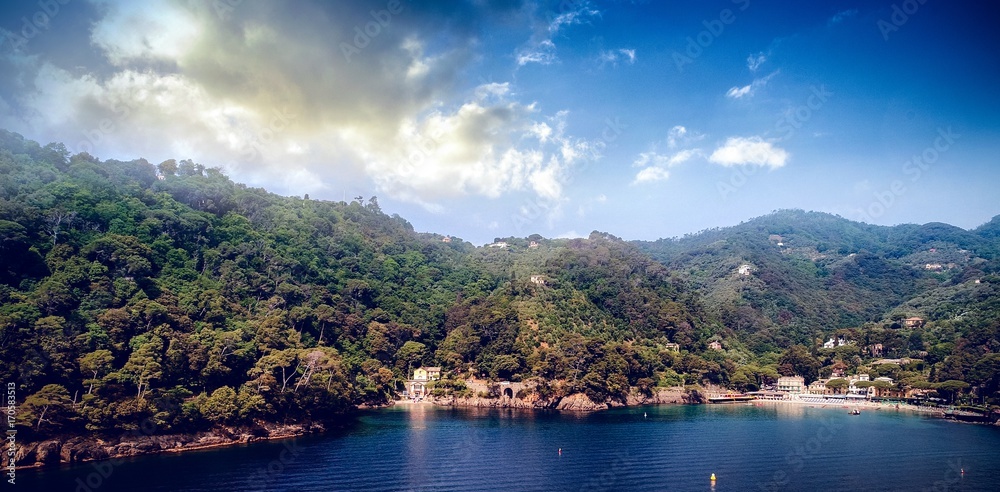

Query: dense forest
<box><xmin>2</xmin><ymin>130</ymin><xmax>999</xmax><ymax>444</ymax></box>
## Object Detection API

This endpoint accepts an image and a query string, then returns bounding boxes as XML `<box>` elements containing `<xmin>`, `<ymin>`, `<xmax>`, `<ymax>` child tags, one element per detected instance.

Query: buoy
<box><xmin>961</xmin><ymin>468</ymin><xmax>965</xmax><ymax>474</ymax></box>
<box><xmin>644</xmin><ymin>412</ymin><xmax>647</xmax><ymax>418</ymax></box>
<box><xmin>558</xmin><ymin>448</ymin><xmax>562</xmax><ymax>455</ymax></box>
<box><xmin>711</xmin><ymin>473</ymin><xmax>716</xmax><ymax>481</ymax></box>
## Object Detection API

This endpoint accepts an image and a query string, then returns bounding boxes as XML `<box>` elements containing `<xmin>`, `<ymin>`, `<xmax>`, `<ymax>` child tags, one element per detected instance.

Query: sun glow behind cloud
<box><xmin>0</xmin><ymin>0</ymin><xmax>997</xmax><ymax>243</ymax></box>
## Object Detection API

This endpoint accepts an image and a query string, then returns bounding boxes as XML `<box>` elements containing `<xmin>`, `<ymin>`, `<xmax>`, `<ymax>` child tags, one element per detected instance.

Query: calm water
<box><xmin>19</xmin><ymin>403</ymin><xmax>1000</xmax><ymax>491</ymax></box>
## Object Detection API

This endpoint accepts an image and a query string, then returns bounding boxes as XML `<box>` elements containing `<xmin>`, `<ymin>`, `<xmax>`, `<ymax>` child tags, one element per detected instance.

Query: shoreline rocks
<box><xmin>15</xmin><ymin>421</ymin><xmax>324</xmax><ymax>470</ymax></box>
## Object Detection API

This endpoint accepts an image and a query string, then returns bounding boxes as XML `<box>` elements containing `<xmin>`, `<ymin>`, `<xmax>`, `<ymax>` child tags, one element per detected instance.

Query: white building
<box><xmin>777</xmin><ymin>376</ymin><xmax>805</xmax><ymax>394</ymax></box>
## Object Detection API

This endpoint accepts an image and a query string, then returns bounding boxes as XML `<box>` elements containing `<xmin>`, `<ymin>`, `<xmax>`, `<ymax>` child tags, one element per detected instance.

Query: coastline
<box><xmin>747</xmin><ymin>397</ymin><xmax>954</xmax><ymax>418</ymax></box>
<box><xmin>14</xmin><ymin>420</ymin><xmax>330</xmax><ymax>472</ymax></box>
<box><xmin>15</xmin><ymin>391</ymin><xmax>986</xmax><ymax>471</ymax></box>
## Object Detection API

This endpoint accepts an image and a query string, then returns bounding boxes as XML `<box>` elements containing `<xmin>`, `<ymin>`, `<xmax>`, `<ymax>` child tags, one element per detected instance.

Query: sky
<box><xmin>1</xmin><ymin>0</ymin><xmax>998</xmax><ymax>245</ymax></box>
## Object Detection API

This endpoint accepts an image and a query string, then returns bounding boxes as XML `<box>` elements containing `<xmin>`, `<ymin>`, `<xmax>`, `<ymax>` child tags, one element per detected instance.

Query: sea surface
<box><xmin>18</xmin><ymin>403</ymin><xmax>1000</xmax><ymax>491</ymax></box>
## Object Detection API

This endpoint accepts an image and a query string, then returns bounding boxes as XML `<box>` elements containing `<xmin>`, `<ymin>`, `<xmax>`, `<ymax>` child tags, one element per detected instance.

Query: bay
<box><xmin>19</xmin><ymin>403</ymin><xmax>1000</xmax><ymax>491</ymax></box>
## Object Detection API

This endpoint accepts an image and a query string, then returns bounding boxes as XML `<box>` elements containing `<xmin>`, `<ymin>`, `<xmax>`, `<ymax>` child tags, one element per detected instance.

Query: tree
<box><xmin>22</xmin><ymin>384</ymin><xmax>75</xmax><ymax>432</ymax></box>
<box><xmin>121</xmin><ymin>336</ymin><xmax>164</xmax><ymax>399</ymax></box>
<box><xmin>826</xmin><ymin>378</ymin><xmax>848</xmax><ymax>394</ymax></box>
<box><xmin>395</xmin><ymin>341</ymin><xmax>427</xmax><ymax>375</ymax></box>
<box><xmin>935</xmin><ymin>380</ymin><xmax>970</xmax><ymax>405</ymax></box>
<box><xmin>79</xmin><ymin>349</ymin><xmax>114</xmax><ymax>395</ymax></box>
<box><xmin>779</xmin><ymin>345</ymin><xmax>821</xmax><ymax>384</ymax></box>
<box><xmin>201</xmin><ymin>386</ymin><xmax>239</xmax><ymax>424</ymax></box>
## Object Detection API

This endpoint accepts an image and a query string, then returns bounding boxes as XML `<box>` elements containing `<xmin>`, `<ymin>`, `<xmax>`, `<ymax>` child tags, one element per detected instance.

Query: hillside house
<box><xmin>737</xmin><ymin>264</ymin><xmax>752</xmax><ymax>276</ymax></box>
<box><xmin>663</xmin><ymin>343</ymin><xmax>680</xmax><ymax>352</ymax></box>
<box><xmin>903</xmin><ymin>317</ymin><xmax>925</xmax><ymax>328</ymax></box>
<box><xmin>529</xmin><ymin>275</ymin><xmax>545</xmax><ymax>285</ymax></box>
<box><xmin>708</xmin><ymin>341</ymin><xmax>723</xmax><ymax>351</ymax></box>
<box><xmin>412</xmin><ymin>367</ymin><xmax>441</xmax><ymax>381</ymax></box>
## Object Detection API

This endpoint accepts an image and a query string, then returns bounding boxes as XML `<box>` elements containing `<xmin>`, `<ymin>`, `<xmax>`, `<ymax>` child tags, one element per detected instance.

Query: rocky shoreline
<box><xmin>16</xmin><ymin>388</ymin><xmax>703</xmax><ymax>470</ymax></box>
<box><xmin>14</xmin><ymin>420</ymin><xmax>327</xmax><ymax>471</ymax></box>
<box><xmin>434</xmin><ymin>387</ymin><xmax>703</xmax><ymax>411</ymax></box>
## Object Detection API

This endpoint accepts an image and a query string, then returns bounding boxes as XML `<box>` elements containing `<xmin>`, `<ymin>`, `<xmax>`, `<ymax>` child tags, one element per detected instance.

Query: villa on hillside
<box><xmin>406</xmin><ymin>367</ymin><xmax>442</xmax><ymax>399</ymax></box>
<box><xmin>663</xmin><ymin>343</ymin><xmax>680</xmax><ymax>352</ymax></box>
<box><xmin>823</xmin><ymin>337</ymin><xmax>854</xmax><ymax>349</ymax></box>
<box><xmin>413</xmin><ymin>367</ymin><xmax>441</xmax><ymax>381</ymax></box>
<box><xmin>903</xmin><ymin>317</ymin><xmax>925</xmax><ymax>328</ymax></box>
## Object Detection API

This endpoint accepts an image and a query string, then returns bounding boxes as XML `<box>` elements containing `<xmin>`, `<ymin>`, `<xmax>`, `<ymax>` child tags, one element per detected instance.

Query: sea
<box><xmin>17</xmin><ymin>403</ymin><xmax>1000</xmax><ymax>491</ymax></box>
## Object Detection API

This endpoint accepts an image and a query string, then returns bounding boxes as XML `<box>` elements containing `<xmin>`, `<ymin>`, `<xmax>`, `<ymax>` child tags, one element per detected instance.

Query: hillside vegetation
<box><xmin>2</xmin><ymin>130</ymin><xmax>999</xmax><ymax>444</ymax></box>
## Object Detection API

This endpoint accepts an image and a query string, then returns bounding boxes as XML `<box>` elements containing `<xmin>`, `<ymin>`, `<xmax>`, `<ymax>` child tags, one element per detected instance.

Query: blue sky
<box><xmin>1</xmin><ymin>1</ymin><xmax>998</xmax><ymax>244</ymax></box>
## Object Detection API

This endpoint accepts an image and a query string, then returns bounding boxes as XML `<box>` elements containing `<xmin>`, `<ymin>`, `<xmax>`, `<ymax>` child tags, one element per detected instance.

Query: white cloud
<box><xmin>632</xmin><ymin>125</ymin><xmax>707</xmax><ymax>185</ymax></box>
<box><xmin>708</xmin><ymin>136</ymin><xmax>789</xmax><ymax>168</ymax></box>
<box><xmin>829</xmin><ymin>9</ymin><xmax>859</xmax><ymax>25</ymax></box>
<box><xmin>598</xmin><ymin>48</ymin><xmax>636</xmax><ymax>67</ymax></box>
<box><xmin>517</xmin><ymin>39</ymin><xmax>557</xmax><ymax>66</ymax></box>
<box><xmin>725</xmin><ymin>71</ymin><xmax>779</xmax><ymax>99</ymax></box>
<box><xmin>632</xmin><ymin>148</ymin><xmax>700</xmax><ymax>168</ymax></box>
<box><xmin>747</xmin><ymin>52</ymin><xmax>767</xmax><ymax>72</ymax></box>
<box><xmin>632</xmin><ymin>166</ymin><xmax>670</xmax><ymax>184</ymax></box>
<box><xmin>90</xmin><ymin>0</ymin><xmax>203</xmax><ymax>65</ymax></box>
<box><xmin>667</xmin><ymin>125</ymin><xmax>704</xmax><ymax>149</ymax></box>
<box><xmin>516</xmin><ymin>1</ymin><xmax>599</xmax><ymax>66</ymax></box>
<box><xmin>726</xmin><ymin>84</ymin><xmax>752</xmax><ymax>99</ymax></box>
<box><xmin>362</xmin><ymin>95</ymin><xmax>596</xmax><ymax>208</ymax></box>
<box><xmin>2</xmin><ymin>1</ymin><xmax>594</xmax><ymax>213</ymax></box>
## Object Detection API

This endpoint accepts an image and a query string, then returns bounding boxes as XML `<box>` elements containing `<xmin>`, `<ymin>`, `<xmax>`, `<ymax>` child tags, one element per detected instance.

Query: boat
<box><xmin>850</xmin><ymin>408</ymin><xmax>860</xmax><ymax>415</ymax></box>
<box><xmin>708</xmin><ymin>393</ymin><xmax>755</xmax><ymax>404</ymax></box>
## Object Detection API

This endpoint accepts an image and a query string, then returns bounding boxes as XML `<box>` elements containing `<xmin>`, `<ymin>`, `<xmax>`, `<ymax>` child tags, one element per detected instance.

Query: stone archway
<box><xmin>503</xmin><ymin>387</ymin><xmax>514</xmax><ymax>398</ymax></box>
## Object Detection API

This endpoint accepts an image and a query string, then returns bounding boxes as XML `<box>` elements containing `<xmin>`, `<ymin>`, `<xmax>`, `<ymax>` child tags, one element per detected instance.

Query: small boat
<box><xmin>850</xmin><ymin>408</ymin><xmax>860</xmax><ymax>415</ymax></box>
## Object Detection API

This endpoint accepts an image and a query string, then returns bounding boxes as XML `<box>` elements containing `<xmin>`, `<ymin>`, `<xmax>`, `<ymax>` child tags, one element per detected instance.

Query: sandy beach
<box><xmin>753</xmin><ymin>397</ymin><xmax>949</xmax><ymax>417</ymax></box>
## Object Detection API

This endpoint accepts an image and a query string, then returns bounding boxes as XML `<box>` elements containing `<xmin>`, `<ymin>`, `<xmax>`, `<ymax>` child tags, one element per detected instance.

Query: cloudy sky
<box><xmin>1</xmin><ymin>0</ymin><xmax>998</xmax><ymax>244</ymax></box>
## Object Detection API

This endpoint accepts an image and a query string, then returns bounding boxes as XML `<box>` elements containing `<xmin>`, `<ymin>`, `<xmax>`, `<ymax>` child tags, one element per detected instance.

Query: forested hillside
<box><xmin>636</xmin><ymin>210</ymin><xmax>1000</xmax><ymax>347</ymax></box>
<box><xmin>2</xmin><ymin>130</ymin><xmax>1000</xmax><ymax>445</ymax></box>
<box><xmin>0</xmin><ymin>131</ymin><xmax>717</xmax><ymax>442</ymax></box>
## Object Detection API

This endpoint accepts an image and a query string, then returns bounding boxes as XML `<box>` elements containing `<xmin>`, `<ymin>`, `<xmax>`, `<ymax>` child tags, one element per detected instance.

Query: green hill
<box><xmin>2</xmin><ymin>130</ymin><xmax>999</xmax><ymax>446</ymax></box>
